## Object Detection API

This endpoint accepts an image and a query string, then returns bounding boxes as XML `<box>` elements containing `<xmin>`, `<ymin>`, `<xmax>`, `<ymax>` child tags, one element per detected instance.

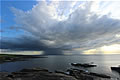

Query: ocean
<box><xmin>0</xmin><ymin>54</ymin><xmax>120</xmax><ymax>79</ymax></box>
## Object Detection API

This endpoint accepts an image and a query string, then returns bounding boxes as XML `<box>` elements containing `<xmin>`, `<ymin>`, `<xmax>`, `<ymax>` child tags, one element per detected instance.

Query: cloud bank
<box><xmin>1</xmin><ymin>1</ymin><xmax>120</xmax><ymax>55</ymax></box>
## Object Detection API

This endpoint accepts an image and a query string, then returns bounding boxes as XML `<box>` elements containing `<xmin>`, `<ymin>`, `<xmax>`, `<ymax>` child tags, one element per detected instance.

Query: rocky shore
<box><xmin>0</xmin><ymin>67</ymin><xmax>117</xmax><ymax>80</ymax></box>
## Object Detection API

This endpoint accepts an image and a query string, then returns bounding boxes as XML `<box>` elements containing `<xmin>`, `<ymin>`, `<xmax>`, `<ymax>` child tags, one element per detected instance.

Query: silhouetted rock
<box><xmin>67</xmin><ymin>68</ymin><xmax>111</xmax><ymax>80</ymax></box>
<box><xmin>71</xmin><ymin>63</ymin><xmax>97</xmax><ymax>68</ymax></box>
<box><xmin>89</xmin><ymin>72</ymin><xmax>111</xmax><ymax>78</ymax></box>
<box><xmin>111</xmin><ymin>66</ymin><xmax>120</xmax><ymax>73</ymax></box>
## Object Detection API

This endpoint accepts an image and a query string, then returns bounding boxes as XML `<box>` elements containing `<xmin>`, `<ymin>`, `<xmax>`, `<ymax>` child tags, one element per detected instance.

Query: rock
<box><xmin>0</xmin><ymin>72</ymin><xmax>12</xmax><ymax>80</ymax></box>
<box><xmin>67</xmin><ymin>68</ymin><xmax>111</xmax><ymax>80</ymax></box>
<box><xmin>55</xmin><ymin>70</ymin><xmax>67</xmax><ymax>75</ymax></box>
<box><xmin>0</xmin><ymin>72</ymin><xmax>8</xmax><ymax>76</ymax></box>
<box><xmin>0</xmin><ymin>68</ymin><xmax>77</xmax><ymax>80</ymax></box>
<box><xmin>71</xmin><ymin>63</ymin><xmax>97</xmax><ymax>68</ymax></box>
<box><xmin>7</xmin><ymin>74</ymin><xmax>14</xmax><ymax>78</ymax></box>
<box><xmin>0</xmin><ymin>68</ymin><xmax>113</xmax><ymax>80</ymax></box>
<box><xmin>89</xmin><ymin>72</ymin><xmax>111</xmax><ymax>78</ymax></box>
<box><xmin>111</xmin><ymin>66</ymin><xmax>120</xmax><ymax>73</ymax></box>
<box><xmin>67</xmin><ymin>68</ymin><xmax>94</xmax><ymax>80</ymax></box>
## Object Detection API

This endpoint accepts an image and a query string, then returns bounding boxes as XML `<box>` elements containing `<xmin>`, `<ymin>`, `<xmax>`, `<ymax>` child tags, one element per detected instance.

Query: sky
<box><xmin>0</xmin><ymin>0</ymin><xmax>120</xmax><ymax>55</ymax></box>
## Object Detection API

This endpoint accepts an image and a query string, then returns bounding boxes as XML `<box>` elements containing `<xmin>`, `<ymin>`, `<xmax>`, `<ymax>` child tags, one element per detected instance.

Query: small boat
<box><xmin>71</xmin><ymin>63</ymin><xmax>97</xmax><ymax>68</ymax></box>
<box><xmin>111</xmin><ymin>66</ymin><xmax>120</xmax><ymax>73</ymax></box>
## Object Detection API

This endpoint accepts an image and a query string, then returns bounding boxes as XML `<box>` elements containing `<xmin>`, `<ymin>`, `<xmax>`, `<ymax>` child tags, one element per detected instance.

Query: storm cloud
<box><xmin>1</xmin><ymin>1</ymin><xmax>120</xmax><ymax>54</ymax></box>
<box><xmin>0</xmin><ymin>36</ymin><xmax>64</xmax><ymax>55</ymax></box>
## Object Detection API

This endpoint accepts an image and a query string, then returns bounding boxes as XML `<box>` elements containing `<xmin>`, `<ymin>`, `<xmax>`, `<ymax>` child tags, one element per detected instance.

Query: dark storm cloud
<box><xmin>0</xmin><ymin>36</ymin><xmax>64</xmax><ymax>55</ymax></box>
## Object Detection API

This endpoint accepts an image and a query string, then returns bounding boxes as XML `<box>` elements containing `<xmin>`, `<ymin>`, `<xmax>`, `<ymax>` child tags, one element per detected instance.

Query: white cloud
<box><xmin>90</xmin><ymin>1</ymin><xmax>120</xmax><ymax>19</ymax></box>
<box><xmin>10</xmin><ymin>1</ymin><xmax>120</xmax><ymax>53</ymax></box>
<box><xmin>115</xmin><ymin>34</ymin><xmax>120</xmax><ymax>38</ymax></box>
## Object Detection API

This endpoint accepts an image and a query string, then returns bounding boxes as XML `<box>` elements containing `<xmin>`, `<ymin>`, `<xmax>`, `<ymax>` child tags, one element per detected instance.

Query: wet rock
<box><xmin>0</xmin><ymin>68</ymin><xmax>113</xmax><ymax>80</ymax></box>
<box><xmin>111</xmin><ymin>66</ymin><xmax>120</xmax><ymax>73</ymax></box>
<box><xmin>55</xmin><ymin>70</ymin><xmax>68</xmax><ymax>75</ymax></box>
<box><xmin>89</xmin><ymin>72</ymin><xmax>111</xmax><ymax>78</ymax></box>
<box><xmin>71</xmin><ymin>63</ymin><xmax>97</xmax><ymax>68</ymax></box>
<box><xmin>67</xmin><ymin>68</ymin><xmax>94</xmax><ymax>80</ymax></box>
<box><xmin>0</xmin><ymin>68</ymin><xmax>77</xmax><ymax>80</ymax></box>
<box><xmin>67</xmin><ymin>68</ymin><xmax>111</xmax><ymax>80</ymax></box>
<box><xmin>0</xmin><ymin>72</ymin><xmax>12</xmax><ymax>80</ymax></box>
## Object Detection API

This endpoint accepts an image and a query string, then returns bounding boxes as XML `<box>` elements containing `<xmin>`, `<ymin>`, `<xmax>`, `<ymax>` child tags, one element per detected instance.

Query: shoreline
<box><xmin>0</xmin><ymin>67</ymin><xmax>114</xmax><ymax>80</ymax></box>
<box><xmin>0</xmin><ymin>54</ymin><xmax>119</xmax><ymax>80</ymax></box>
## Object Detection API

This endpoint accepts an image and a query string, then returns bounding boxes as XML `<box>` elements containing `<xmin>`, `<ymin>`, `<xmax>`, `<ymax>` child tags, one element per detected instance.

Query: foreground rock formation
<box><xmin>0</xmin><ymin>68</ymin><xmax>117</xmax><ymax>80</ymax></box>
<box><xmin>0</xmin><ymin>68</ymin><xmax>77</xmax><ymax>80</ymax></box>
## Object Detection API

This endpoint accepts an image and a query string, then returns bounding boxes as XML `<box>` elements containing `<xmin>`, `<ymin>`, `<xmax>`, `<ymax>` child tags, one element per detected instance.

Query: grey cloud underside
<box><xmin>0</xmin><ymin>36</ymin><xmax>63</xmax><ymax>55</ymax></box>
<box><xmin>1</xmin><ymin>1</ymin><xmax>120</xmax><ymax>54</ymax></box>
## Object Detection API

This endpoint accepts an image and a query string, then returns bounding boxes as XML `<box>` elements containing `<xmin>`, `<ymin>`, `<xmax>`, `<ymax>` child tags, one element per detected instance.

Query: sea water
<box><xmin>0</xmin><ymin>54</ymin><xmax>120</xmax><ymax>79</ymax></box>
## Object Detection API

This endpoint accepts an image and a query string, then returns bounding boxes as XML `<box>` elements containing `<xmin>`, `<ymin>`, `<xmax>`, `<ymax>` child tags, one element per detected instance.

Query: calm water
<box><xmin>0</xmin><ymin>55</ymin><xmax>120</xmax><ymax>78</ymax></box>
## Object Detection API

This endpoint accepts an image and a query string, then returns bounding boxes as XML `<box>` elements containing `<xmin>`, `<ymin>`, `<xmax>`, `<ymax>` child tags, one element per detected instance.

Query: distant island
<box><xmin>0</xmin><ymin>54</ymin><xmax>47</xmax><ymax>64</ymax></box>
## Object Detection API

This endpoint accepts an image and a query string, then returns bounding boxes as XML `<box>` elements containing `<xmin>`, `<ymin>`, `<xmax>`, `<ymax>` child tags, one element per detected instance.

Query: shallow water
<box><xmin>0</xmin><ymin>54</ymin><xmax>120</xmax><ymax>79</ymax></box>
